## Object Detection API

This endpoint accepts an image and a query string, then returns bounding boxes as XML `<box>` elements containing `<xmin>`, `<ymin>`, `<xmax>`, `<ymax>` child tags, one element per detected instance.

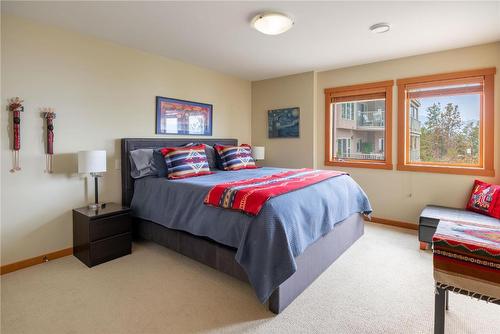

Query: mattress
<box><xmin>131</xmin><ymin>167</ymin><xmax>372</xmax><ymax>302</ymax></box>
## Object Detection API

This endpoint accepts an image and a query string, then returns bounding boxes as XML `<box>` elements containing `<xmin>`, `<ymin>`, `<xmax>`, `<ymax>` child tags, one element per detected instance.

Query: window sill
<box><xmin>397</xmin><ymin>164</ymin><xmax>495</xmax><ymax>176</ymax></box>
<box><xmin>325</xmin><ymin>160</ymin><xmax>393</xmax><ymax>170</ymax></box>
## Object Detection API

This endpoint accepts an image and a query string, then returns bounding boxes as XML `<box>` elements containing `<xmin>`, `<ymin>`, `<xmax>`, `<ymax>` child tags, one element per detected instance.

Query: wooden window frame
<box><xmin>397</xmin><ymin>68</ymin><xmax>496</xmax><ymax>176</ymax></box>
<box><xmin>324</xmin><ymin>80</ymin><xmax>394</xmax><ymax>170</ymax></box>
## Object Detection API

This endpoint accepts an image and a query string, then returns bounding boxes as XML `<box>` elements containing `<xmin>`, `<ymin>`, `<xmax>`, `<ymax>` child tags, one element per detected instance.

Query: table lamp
<box><xmin>252</xmin><ymin>146</ymin><xmax>265</xmax><ymax>161</ymax></box>
<box><xmin>78</xmin><ymin>150</ymin><xmax>107</xmax><ymax>209</ymax></box>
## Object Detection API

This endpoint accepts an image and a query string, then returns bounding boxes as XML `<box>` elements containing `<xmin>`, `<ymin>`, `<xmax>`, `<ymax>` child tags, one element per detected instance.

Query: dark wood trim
<box><xmin>364</xmin><ymin>216</ymin><xmax>418</xmax><ymax>231</ymax></box>
<box><xmin>325</xmin><ymin>160</ymin><xmax>393</xmax><ymax>170</ymax></box>
<box><xmin>1</xmin><ymin>247</ymin><xmax>73</xmax><ymax>275</ymax></box>
<box><xmin>324</xmin><ymin>80</ymin><xmax>394</xmax><ymax>94</ymax></box>
<box><xmin>324</xmin><ymin>93</ymin><xmax>332</xmax><ymax>163</ymax></box>
<box><xmin>396</xmin><ymin>67</ymin><xmax>496</xmax><ymax>85</ymax></box>
<box><xmin>396</xmin><ymin>164</ymin><xmax>495</xmax><ymax>176</ymax></box>
<box><xmin>407</xmin><ymin>85</ymin><xmax>482</xmax><ymax>99</ymax></box>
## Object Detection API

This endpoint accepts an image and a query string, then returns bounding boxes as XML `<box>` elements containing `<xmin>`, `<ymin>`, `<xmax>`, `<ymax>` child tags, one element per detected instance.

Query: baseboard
<box><xmin>364</xmin><ymin>216</ymin><xmax>418</xmax><ymax>231</ymax></box>
<box><xmin>1</xmin><ymin>247</ymin><xmax>73</xmax><ymax>275</ymax></box>
<box><xmin>1</xmin><ymin>217</ymin><xmax>415</xmax><ymax>275</ymax></box>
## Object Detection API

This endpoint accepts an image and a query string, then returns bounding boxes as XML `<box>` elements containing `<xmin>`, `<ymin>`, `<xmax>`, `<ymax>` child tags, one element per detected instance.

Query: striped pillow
<box><xmin>182</xmin><ymin>142</ymin><xmax>217</xmax><ymax>170</ymax></box>
<box><xmin>160</xmin><ymin>144</ymin><xmax>212</xmax><ymax>179</ymax></box>
<box><xmin>214</xmin><ymin>144</ymin><xmax>257</xmax><ymax>171</ymax></box>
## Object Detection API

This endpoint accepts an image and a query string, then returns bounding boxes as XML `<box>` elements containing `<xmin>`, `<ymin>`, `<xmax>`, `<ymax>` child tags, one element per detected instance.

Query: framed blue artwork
<box><xmin>156</xmin><ymin>96</ymin><xmax>213</xmax><ymax>136</ymax></box>
<box><xmin>268</xmin><ymin>107</ymin><xmax>300</xmax><ymax>138</ymax></box>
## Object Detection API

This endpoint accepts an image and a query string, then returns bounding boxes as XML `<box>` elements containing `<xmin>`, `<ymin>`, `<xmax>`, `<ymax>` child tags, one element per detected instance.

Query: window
<box><xmin>341</xmin><ymin>103</ymin><xmax>355</xmax><ymax>120</ymax></box>
<box><xmin>324</xmin><ymin>80</ymin><xmax>394</xmax><ymax>169</ymax></box>
<box><xmin>337</xmin><ymin>138</ymin><xmax>351</xmax><ymax>158</ymax></box>
<box><xmin>378</xmin><ymin>138</ymin><xmax>384</xmax><ymax>152</ymax></box>
<box><xmin>397</xmin><ymin>68</ymin><xmax>495</xmax><ymax>176</ymax></box>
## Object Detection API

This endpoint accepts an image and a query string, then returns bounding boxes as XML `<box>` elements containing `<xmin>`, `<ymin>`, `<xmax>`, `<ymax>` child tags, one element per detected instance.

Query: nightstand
<box><xmin>73</xmin><ymin>203</ymin><xmax>132</xmax><ymax>267</ymax></box>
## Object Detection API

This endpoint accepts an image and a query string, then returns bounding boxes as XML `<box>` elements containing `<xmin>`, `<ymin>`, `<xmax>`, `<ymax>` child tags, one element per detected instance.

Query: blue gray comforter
<box><xmin>131</xmin><ymin>167</ymin><xmax>372</xmax><ymax>302</ymax></box>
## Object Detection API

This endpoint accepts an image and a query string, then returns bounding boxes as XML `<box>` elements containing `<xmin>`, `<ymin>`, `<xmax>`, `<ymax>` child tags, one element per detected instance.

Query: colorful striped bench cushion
<box><xmin>433</xmin><ymin>219</ymin><xmax>500</xmax><ymax>300</ymax></box>
<box><xmin>160</xmin><ymin>144</ymin><xmax>212</xmax><ymax>179</ymax></box>
<box><xmin>214</xmin><ymin>144</ymin><xmax>257</xmax><ymax>171</ymax></box>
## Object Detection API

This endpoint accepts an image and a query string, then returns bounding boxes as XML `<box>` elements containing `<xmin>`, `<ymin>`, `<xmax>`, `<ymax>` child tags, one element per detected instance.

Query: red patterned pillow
<box><xmin>466</xmin><ymin>180</ymin><xmax>500</xmax><ymax>219</ymax></box>
<box><xmin>160</xmin><ymin>144</ymin><xmax>212</xmax><ymax>179</ymax></box>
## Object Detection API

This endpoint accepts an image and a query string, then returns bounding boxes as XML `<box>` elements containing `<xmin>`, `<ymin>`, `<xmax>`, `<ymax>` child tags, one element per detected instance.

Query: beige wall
<box><xmin>1</xmin><ymin>15</ymin><xmax>252</xmax><ymax>264</ymax></box>
<box><xmin>252</xmin><ymin>71</ymin><xmax>316</xmax><ymax>168</ymax></box>
<box><xmin>317</xmin><ymin>42</ymin><xmax>500</xmax><ymax>224</ymax></box>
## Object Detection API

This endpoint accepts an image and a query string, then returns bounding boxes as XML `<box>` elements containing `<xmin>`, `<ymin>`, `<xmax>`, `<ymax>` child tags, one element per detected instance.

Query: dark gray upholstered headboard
<box><xmin>121</xmin><ymin>138</ymin><xmax>238</xmax><ymax>207</ymax></box>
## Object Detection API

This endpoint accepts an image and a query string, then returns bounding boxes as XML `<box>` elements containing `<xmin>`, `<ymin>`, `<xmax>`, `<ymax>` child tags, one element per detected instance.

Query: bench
<box><xmin>432</xmin><ymin>218</ymin><xmax>499</xmax><ymax>334</ymax></box>
<box><xmin>419</xmin><ymin>205</ymin><xmax>499</xmax><ymax>250</ymax></box>
<box><xmin>420</xmin><ymin>204</ymin><xmax>499</xmax><ymax>333</ymax></box>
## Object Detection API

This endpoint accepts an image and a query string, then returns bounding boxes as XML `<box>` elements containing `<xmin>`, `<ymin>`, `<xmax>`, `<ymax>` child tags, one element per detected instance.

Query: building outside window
<box><xmin>333</xmin><ymin>100</ymin><xmax>386</xmax><ymax>161</ymax></box>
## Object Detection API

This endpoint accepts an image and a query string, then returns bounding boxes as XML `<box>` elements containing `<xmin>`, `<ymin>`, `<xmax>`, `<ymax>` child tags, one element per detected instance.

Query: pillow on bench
<box><xmin>466</xmin><ymin>179</ymin><xmax>500</xmax><ymax>219</ymax></box>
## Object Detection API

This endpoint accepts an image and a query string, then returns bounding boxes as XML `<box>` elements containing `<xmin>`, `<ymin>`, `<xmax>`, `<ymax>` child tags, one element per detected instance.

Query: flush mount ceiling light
<box><xmin>251</xmin><ymin>12</ymin><xmax>294</xmax><ymax>35</ymax></box>
<box><xmin>369</xmin><ymin>22</ymin><xmax>391</xmax><ymax>34</ymax></box>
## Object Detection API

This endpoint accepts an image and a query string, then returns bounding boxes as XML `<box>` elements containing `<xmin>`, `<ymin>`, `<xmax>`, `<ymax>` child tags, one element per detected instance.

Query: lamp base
<box><xmin>88</xmin><ymin>202</ymin><xmax>106</xmax><ymax>210</ymax></box>
<box><xmin>89</xmin><ymin>173</ymin><xmax>104</xmax><ymax>210</ymax></box>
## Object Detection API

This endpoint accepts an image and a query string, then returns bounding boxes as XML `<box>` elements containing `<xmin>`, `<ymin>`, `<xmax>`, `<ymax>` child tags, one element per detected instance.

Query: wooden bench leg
<box><xmin>420</xmin><ymin>242</ymin><xmax>429</xmax><ymax>250</ymax></box>
<box><xmin>435</xmin><ymin>287</ymin><xmax>446</xmax><ymax>334</ymax></box>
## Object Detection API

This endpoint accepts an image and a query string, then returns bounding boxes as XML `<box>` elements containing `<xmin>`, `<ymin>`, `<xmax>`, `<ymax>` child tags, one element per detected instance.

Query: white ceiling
<box><xmin>2</xmin><ymin>1</ymin><xmax>500</xmax><ymax>81</ymax></box>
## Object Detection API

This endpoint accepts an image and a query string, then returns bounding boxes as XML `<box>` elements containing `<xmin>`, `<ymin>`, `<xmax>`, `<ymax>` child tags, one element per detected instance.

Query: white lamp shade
<box><xmin>78</xmin><ymin>150</ymin><xmax>107</xmax><ymax>173</ymax></box>
<box><xmin>252</xmin><ymin>146</ymin><xmax>265</xmax><ymax>160</ymax></box>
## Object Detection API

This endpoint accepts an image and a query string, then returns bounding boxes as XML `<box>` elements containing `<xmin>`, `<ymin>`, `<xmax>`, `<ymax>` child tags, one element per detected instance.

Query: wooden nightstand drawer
<box><xmin>90</xmin><ymin>213</ymin><xmax>131</xmax><ymax>242</ymax></box>
<box><xmin>90</xmin><ymin>233</ymin><xmax>132</xmax><ymax>266</ymax></box>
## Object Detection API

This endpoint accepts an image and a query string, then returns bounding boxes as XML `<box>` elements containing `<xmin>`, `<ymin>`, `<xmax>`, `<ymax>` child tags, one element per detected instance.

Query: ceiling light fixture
<box><xmin>369</xmin><ymin>23</ymin><xmax>391</xmax><ymax>34</ymax></box>
<box><xmin>251</xmin><ymin>12</ymin><xmax>294</xmax><ymax>35</ymax></box>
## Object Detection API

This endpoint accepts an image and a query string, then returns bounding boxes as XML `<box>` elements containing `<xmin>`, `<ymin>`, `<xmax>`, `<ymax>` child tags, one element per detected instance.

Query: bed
<box><xmin>121</xmin><ymin>138</ymin><xmax>371</xmax><ymax>313</ymax></box>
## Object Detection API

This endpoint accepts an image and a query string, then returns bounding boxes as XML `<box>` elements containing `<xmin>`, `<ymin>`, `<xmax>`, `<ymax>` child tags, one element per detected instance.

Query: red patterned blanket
<box><xmin>204</xmin><ymin>168</ymin><xmax>346</xmax><ymax>216</ymax></box>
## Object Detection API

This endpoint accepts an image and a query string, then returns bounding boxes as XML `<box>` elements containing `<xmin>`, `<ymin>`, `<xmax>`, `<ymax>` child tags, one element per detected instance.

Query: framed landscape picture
<box><xmin>268</xmin><ymin>107</ymin><xmax>300</xmax><ymax>138</ymax></box>
<box><xmin>156</xmin><ymin>96</ymin><xmax>213</xmax><ymax>136</ymax></box>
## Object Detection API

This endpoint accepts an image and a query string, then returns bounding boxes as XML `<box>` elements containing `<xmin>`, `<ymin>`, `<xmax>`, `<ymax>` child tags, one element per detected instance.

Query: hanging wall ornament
<box><xmin>41</xmin><ymin>108</ymin><xmax>56</xmax><ymax>173</ymax></box>
<box><xmin>8</xmin><ymin>97</ymin><xmax>24</xmax><ymax>172</ymax></box>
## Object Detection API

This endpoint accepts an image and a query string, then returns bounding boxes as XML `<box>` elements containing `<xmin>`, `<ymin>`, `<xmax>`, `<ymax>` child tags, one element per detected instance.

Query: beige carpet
<box><xmin>1</xmin><ymin>223</ymin><xmax>499</xmax><ymax>334</ymax></box>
